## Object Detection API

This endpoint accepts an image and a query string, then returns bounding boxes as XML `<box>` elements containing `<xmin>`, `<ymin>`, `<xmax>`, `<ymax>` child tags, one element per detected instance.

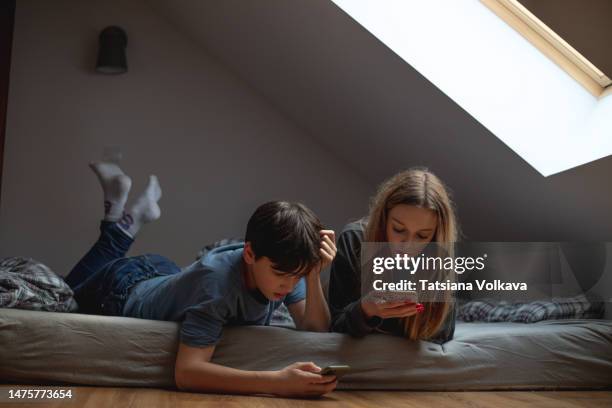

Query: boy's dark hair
<box><xmin>245</xmin><ymin>201</ymin><xmax>324</xmax><ymax>276</ymax></box>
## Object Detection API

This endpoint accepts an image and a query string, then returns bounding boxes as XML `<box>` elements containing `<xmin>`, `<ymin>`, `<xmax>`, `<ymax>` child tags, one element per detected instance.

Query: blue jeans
<box><xmin>65</xmin><ymin>221</ymin><xmax>181</xmax><ymax>316</ymax></box>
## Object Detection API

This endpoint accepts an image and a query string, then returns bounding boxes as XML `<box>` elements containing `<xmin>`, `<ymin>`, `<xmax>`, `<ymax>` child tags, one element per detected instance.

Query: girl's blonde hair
<box><xmin>364</xmin><ymin>167</ymin><xmax>460</xmax><ymax>340</ymax></box>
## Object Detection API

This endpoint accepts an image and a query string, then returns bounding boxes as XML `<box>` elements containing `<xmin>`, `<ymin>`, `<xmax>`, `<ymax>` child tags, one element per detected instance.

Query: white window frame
<box><xmin>481</xmin><ymin>0</ymin><xmax>611</xmax><ymax>98</ymax></box>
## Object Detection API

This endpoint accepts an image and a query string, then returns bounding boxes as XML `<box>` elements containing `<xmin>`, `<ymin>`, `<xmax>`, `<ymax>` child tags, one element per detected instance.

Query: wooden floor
<box><xmin>2</xmin><ymin>387</ymin><xmax>612</xmax><ymax>408</ymax></box>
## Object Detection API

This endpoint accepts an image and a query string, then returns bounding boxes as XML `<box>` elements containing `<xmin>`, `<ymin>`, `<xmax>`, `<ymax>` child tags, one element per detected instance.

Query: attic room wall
<box><xmin>0</xmin><ymin>0</ymin><xmax>371</xmax><ymax>276</ymax></box>
<box><xmin>149</xmin><ymin>0</ymin><xmax>612</xmax><ymax>243</ymax></box>
<box><xmin>0</xmin><ymin>1</ymin><xmax>15</xmax><ymax>206</ymax></box>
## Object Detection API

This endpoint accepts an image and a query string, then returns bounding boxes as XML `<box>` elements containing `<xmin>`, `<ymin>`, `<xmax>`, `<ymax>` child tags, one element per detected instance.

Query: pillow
<box><xmin>196</xmin><ymin>238</ymin><xmax>244</xmax><ymax>261</ymax></box>
<box><xmin>0</xmin><ymin>257</ymin><xmax>78</xmax><ymax>312</ymax></box>
<box><xmin>271</xmin><ymin>303</ymin><xmax>296</xmax><ymax>328</ymax></box>
<box><xmin>458</xmin><ymin>294</ymin><xmax>604</xmax><ymax>323</ymax></box>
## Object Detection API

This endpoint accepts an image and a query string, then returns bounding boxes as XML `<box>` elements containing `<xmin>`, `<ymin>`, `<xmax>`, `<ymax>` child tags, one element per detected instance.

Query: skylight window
<box><xmin>331</xmin><ymin>0</ymin><xmax>612</xmax><ymax>176</ymax></box>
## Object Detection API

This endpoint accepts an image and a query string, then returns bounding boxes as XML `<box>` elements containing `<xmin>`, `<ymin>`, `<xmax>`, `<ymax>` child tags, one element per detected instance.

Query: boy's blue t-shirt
<box><xmin>122</xmin><ymin>243</ymin><xmax>306</xmax><ymax>347</ymax></box>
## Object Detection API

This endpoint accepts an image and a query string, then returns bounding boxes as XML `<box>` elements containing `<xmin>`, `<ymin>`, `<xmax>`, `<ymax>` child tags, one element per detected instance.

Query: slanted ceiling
<box><xmin>149</xmin><ymin>0</ymin><xmax>612</xmax><ymax>241</ymax></box>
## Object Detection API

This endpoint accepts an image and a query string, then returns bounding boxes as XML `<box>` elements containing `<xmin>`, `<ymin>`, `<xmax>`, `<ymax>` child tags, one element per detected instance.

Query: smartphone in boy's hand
<box><xmin>320</xmin><ymin>365</ymin><xmax>351</xmax><ymax>379</ymax></box>
<box><xmin>273</xmin><ymin>362</ymin><xmax>338</xmax><ymax>397</ymax></box>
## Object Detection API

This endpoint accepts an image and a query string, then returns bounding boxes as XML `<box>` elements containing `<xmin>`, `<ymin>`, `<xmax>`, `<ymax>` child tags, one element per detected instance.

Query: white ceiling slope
<box><xmin>332</xmin><ymin>0</ymin><xmax>612</xmax><ymax>177</ymax></box>
<box><xmin>148</xmin><ymin>0</ymin><xmax>612</xmax><ymax>241</ymax></box>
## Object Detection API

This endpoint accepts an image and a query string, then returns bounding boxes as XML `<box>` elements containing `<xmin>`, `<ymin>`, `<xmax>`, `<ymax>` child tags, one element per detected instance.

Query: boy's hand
<box><xmin>319</xmin><ymin>230</ymin><xmax>337</xmax><ymax>270</ymax></box>
<box><xmin>272</xmin><ymin>361</ymin><xmax>337</xmax><ymax>397</ymax></box>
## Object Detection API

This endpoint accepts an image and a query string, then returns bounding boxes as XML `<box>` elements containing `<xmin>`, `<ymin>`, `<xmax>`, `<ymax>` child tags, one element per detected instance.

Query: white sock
<box><xmin>89</xmin><ymin>161</ymin><xmax>132</xmax><ymax>222</ymax></box>
<box><xmin>117</xmin><ymin>175</ymin><xmax>162</xmax><ymax>238</ymax></box>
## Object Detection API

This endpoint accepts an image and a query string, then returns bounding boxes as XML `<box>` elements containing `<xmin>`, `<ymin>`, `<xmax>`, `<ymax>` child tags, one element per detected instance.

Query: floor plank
<box><xmin>1</xmin><ymin>386</ymin><xmax>611</xmax><ymax>407</ymax></box>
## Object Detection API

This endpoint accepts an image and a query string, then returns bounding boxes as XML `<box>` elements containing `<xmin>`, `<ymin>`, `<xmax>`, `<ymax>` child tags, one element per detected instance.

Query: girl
<box><xmin>328</xmin><ymin>167</ymin><xmax>459</xmax><ymax>343</ymax></box>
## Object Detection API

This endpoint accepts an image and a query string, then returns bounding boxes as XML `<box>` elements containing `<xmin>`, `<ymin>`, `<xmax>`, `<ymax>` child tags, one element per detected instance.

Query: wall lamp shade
<box><xmin>96</xmin><ymin>26</ymin><xmax>128</xmax><ymax>74</ymax></box>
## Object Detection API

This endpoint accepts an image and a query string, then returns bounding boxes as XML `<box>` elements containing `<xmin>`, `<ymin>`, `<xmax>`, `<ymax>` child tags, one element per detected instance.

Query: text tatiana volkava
<box><xmin>373</xmin><ymin>279</ymin><xmax>528</xmax><ymax>291</ymax></box>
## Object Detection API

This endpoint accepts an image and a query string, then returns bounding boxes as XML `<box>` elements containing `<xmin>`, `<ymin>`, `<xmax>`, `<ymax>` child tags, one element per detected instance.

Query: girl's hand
<box><xmin>272</xmin><ymin>362</ymin><xmax>337</xmax><ymax>397</ymax></box>
<box><xmin>319</xmin><ymin>230</ymin><xmax>337</xmax><ymax>270</ymax></box>
<box><xmin>361</xmin><ymin>299</ymin><xmax>424</xmax><ymax>320</ymax></box>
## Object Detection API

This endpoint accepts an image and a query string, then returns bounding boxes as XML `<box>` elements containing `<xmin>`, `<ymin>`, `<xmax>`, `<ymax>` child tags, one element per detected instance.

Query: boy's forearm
<box><xmin>302</xmin><ymin>273</ymin><xmax>331</xmax><ymax>331</ymax></box>
<box><xmin>176</xmin><ymin>361</ymin><xmax>278</xmax><ymax>395</ymax></box>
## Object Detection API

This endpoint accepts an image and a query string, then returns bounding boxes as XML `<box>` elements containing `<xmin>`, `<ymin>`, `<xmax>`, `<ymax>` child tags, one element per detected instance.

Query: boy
<box><xmin>65</xmin><ymin>161</ymin><xmax>338</xmax><ymax>397</ymax></box>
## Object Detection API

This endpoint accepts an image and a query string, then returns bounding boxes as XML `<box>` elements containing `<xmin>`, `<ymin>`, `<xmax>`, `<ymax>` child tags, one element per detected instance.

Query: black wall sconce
<box><xmin>96</xmin><ymin>26</ymin><xmax>128</xmax><ymax>74</ymax></box>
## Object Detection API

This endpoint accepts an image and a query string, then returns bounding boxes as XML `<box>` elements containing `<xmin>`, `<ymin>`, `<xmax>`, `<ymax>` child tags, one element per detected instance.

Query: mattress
<box><xmin>1</xmin><ymin>308</ymin><xmax>611</xmax><ymax>390</ymax></box>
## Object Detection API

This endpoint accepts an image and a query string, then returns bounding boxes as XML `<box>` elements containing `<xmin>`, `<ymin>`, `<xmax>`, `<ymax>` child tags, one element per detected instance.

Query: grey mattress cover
<box><xmin>1</xmin><ymin>308</ymin><xmax>611</xmax><ymax>390</ymax></box>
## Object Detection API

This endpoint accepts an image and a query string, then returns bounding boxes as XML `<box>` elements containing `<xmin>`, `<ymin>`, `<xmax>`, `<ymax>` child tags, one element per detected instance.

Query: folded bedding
<box><xmin>1</xmin><ymin>308</ymin><xmax>611</xmax><ymax>390</ymax></box>
<box><xmin>458</xmin><ymin>294</ymin><xmax>605</xmax><ymax>323</ymax></box>
<box><xmin>0</xmin><ymin>258</ymin><xmax>77</xmax><ymax>312</ymax></box>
